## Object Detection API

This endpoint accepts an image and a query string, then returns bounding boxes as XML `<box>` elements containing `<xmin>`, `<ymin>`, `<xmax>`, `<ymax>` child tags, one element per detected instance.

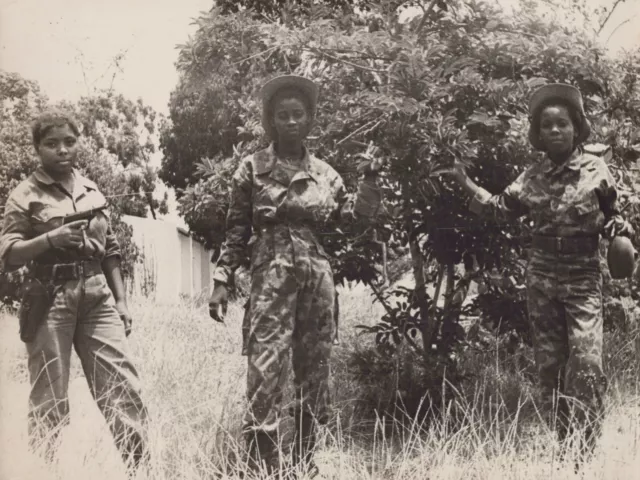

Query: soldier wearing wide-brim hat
<box><xmin>527</xmin><ymin>83</ymin><xmax>592</xmax><ymax>151</ymax></box>
<box><xmin>260</xmin><ymin>74</ymin><xmax>320</xmax><ymax>140</ymax></box>
<box><xmin>209</xmin><ymin>74</ymin><xmax>386</xmax><ymax>477</ymax></box>
<box><xmin>445</xmin><ymin>82</ymin><xmax>635</xmax><ymax>464</ymax></box>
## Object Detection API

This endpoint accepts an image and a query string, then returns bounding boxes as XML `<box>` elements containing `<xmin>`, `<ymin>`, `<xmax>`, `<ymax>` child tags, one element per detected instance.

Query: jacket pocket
<box><xmin>574</xmin><ymin>191</ymin><xmax>600</xmax><ymax>216</ymax></box>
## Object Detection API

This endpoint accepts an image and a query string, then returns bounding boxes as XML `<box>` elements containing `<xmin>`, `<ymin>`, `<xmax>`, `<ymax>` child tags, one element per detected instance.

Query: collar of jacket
<box><xmin>33</xmin><ymin>167</ymin><xmax>97</xmax><ymax>191</ymax></box>
<box><xmin>541</xmin><ymin>148</ymin><xmax>582</xmax><ymax>175</ymax></box>
<box><xmin>253</xmin><ymin>143</ymin><xmax>319</xmax><ymax>185</ymax></box>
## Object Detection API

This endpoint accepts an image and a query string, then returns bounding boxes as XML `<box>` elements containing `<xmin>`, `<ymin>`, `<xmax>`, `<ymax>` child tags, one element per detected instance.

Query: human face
<box><xmin>37</xmin><ymin>125</ymin><xmax>78</xmax><ymax>175</ymax></box>
<box><xmin>271</xmin><ymin>96</ymin><xmax>311</xmax><ymax>144</ymax></box>
<box><xmin>538</xmin><ymin>105</ymin><xmax>577</xmax><ymax>158</ymax></box>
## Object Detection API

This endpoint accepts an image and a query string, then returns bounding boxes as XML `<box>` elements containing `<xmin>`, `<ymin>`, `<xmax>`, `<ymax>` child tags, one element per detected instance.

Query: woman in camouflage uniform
<box><xmin>208</xmin><ymin>75</ymin><xmax>384</xmax><ymax>476</ymax></box>
<box><xmin>448</xmin><ymin>84</ymin><xmax>633</xmax><ymax>461</ymax></box>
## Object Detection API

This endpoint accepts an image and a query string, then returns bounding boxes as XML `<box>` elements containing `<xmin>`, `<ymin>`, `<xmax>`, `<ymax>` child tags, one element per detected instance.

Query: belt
<box><xmin>34</xmin><ymin>258</ymin><xmax>103</xmax><ymax>282</ymax></box>
<box><xmin>531</xmin><ymin>235</ymin><xmax>599</xmax><ymax>254</ymax></box>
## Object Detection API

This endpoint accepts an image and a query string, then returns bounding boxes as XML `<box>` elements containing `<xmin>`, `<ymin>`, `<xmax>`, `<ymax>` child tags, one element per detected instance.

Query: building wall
<box><xmin>122</xmin><ymin>215</ymin><xmax>213</xmax><ymax>303</ymax></box>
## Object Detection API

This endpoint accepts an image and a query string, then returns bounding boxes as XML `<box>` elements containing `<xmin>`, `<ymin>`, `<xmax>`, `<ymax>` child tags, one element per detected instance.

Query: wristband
<box><xmin>46</xmin><ymin>233</ymin><xmax>56</xmax><ymax>249</ymax></box>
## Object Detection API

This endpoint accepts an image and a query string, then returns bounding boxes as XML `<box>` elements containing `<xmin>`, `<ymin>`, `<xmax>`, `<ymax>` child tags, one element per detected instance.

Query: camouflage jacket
<box><xmin>470</xmin><ymin>148</ymin><xmax>630</xmax><ymax>239</ymax></box>
<box><xmin>213</xmin><ymin>144</ymin><xmax>383</xmax><ymax>284</ymax></box>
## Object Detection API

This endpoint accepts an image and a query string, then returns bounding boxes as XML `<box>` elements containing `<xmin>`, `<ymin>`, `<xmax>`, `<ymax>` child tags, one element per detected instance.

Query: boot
<box><xmin>246</xmin><ymin>431</ymin><xmax>280</xmax><ymax>475</ymax></box>
<box><xmin>114</xmin><ymin>426</ymin><xmax>149</xmax><ymax>475</ymax></box>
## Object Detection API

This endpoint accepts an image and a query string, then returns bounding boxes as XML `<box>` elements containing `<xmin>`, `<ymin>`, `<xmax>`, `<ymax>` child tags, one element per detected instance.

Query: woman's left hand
<box><xmin>605</xmin><ymin>217</ymin><xmax>635</xmax><ymax>239</ymax></box>
<box><xmin>115</xmin><ymin>300</ymin><xmax>133</xmax><ymax>336</ymax></box>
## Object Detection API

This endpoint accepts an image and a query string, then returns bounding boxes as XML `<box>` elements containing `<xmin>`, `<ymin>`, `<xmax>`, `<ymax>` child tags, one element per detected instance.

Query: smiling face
<box><xmin>36</xmin><ymin>124</ymin><xmax>79</xmax><ymax>176</ymax></box>
<box><xmin>538</xmin><ymin>105</ymin><xmax>578</xmax><ymax>157</ymax></box>
<box><xmin>270</xmin><ymin>89</ymin><xmax>312</xmax><ymax>144</ymax></box>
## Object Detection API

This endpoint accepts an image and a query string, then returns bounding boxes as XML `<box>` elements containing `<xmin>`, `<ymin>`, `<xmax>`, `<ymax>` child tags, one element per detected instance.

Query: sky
<box><xmin>0</xmin><ymin>0</ymin><xmax>212</xmax><ymax>115</ymax></box>
<box><xmin>1</xmin><ymin>0</ymin><xmax>638</xmax><ymax>117</ymax></box>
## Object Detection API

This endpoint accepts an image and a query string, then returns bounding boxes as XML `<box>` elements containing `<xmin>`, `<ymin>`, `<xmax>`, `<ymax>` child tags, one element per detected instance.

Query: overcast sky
<box><xmin>0</xmin><ymin>0</ymin><xmax>212</xmax><ymax>115</ymax></box>
<box><xmin>1</xmin><ymin>0</ymin><xmax>638</xmax><ymax>117</ymax></box>
<box><xmin>1</xmin><ymin>0</ymin><xmax>637</xmax><ymax>148</ymax></box>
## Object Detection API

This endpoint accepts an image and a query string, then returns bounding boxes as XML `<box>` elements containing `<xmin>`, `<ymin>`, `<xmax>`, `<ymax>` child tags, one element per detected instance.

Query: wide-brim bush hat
<box><xmin>528</xmin><ymin>83</ymin><xmax>591</xmax><ymax>151</ymax></box>
<box><xmin>260</xmin><ymin>75</ymin><xmax>319</xmax><ymax>139</ymax></box>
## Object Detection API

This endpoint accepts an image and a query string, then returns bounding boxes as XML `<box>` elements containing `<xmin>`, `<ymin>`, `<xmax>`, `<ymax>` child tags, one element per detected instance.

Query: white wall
<box><xmin>122</xmin><ymin>215</ymin><xmax>213</xmax><ymax>303</ymax></box>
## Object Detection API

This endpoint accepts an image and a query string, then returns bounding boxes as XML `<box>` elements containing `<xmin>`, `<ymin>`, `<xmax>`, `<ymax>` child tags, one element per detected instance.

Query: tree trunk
<box><xmin>424</xmin><ymin>265</ymin><xmax>445</xmax><ymax>351</ymax></box>
<box><xmin>409</xmin><ymin>237</ymin><xmax>429</xmax><ymax>352</ymax></box>
<box><xmin>444</xmin><ymin>263</ymin><xmax>455</xmax><ymax>310</ymax></box>
<box><xmin>438</xmin><ymin>262</ymin><xmax>457</xmax><ymax>354</ymax></box>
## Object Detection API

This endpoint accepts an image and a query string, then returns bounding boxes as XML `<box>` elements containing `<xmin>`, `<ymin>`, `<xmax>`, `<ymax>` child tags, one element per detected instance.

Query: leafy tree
<box><xmin>161</xmin><ymin>0</ymin><xmax>640</xmax><ymax>381</ymax></box>
<box><xmin>215</xmin><ymin>0</ymin><xmax>380</xmax><ymax>20</ymax></box>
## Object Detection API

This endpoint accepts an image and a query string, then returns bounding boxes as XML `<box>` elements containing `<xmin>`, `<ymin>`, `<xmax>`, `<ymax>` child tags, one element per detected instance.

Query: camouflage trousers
<box><xmin>526</xmin><ymin>249</ymin><xmax>606</xmax><ymax>451</ymax></box>
<box><xmin>243</xmin><ymin>247</ymin><xmax>335</xmax><ymax>438</ymax></box>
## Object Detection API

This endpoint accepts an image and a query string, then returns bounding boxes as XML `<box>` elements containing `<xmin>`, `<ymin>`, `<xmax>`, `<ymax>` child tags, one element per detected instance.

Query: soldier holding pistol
<box><xmin>0</xmin><ymin>110</ymin><xmax>148</xmax><ymax>470</ymax></box>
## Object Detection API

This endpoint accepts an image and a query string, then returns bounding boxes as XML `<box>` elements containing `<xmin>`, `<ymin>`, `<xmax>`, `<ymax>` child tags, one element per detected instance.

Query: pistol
<box><xmin>62</xmin><ymin>204</ymin><xmax>108</xmax><ymax>225</ymax></box>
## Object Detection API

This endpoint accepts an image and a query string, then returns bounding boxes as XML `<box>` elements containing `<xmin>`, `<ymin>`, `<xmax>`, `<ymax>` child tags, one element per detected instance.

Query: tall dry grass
<box><xmin>0</xmin><ymin>283</ymin><xmax>639</xmax><ymax>479</ymax></box>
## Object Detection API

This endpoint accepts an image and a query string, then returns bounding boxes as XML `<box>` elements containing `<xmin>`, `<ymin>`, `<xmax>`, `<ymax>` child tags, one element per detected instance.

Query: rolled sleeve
<box><xmin>103</xmin><ymin>225</ymin><xmax>122</xmax><ymax>261</ymax></box>
<box><xmin>339</xmin><ymin>176</ymin><xmax>386</xmax><ymax>224</ymax></box>
<box><xmin>468</xmin><ymin>171</ymin><xmax>528</xmax><ymax>222</ymax></box>
<box><xmin>0</xmin><ymin>196</ymin><xmax>31</xmax><ymax>269</ymax></box>
<box><xmin>352</xmin><ymin>178</ymin><xmax>383</xmax><ymax>219</ymax></box>
<box><xmin>213</xmin><ymin>265</ymin><xmax>231</xmax><ymax>284</ymax></box>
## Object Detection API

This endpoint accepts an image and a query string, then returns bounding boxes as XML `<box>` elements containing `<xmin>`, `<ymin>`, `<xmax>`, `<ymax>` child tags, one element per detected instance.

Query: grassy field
<box><xmin>0</xmin><ymin>283</ymin><xmax>639</xmax><ymax>479</ymax></box>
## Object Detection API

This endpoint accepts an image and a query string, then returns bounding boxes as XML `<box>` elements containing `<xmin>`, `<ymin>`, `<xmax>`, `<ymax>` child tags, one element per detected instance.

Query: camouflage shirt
<box><xmin>213</xmin><ymin>144</ymin><xmax>382</xmax><ymax>284</ymax></box>
<box><xmin>470</xmin><ymin>148</ymin><xmax>628</xmax><ymax>239</ymax></box>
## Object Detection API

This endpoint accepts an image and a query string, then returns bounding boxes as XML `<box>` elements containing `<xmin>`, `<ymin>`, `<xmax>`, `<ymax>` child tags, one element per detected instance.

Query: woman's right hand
<box><xmin>450</xmin><ymin>159</ymin><xmax>468</xmax><ymax>181</ymax></box>
<box><xmin>47</xmin><ymin>220</ymin><xmax>89</xmax><ymax>249</ymax></box>
<box><xmin>209</xmin><ymin>282</ymin><xmax>228</xmax><ymax>323</ymax></box>
<box><xmin>432</xmin><ymin>159</ymin><xmax>467</xmax><ymax>183</ymax></box>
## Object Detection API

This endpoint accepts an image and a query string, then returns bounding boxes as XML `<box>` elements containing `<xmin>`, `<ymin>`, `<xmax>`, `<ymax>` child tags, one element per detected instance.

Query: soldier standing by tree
<box><xmin>446</xmin><ymin>84</ymin><xmax>634</xmax><ymax>464</ymax></box>
<box><xmin>208</xmin><ymin>74</ymin><xmax>385</xmax><ymax>477</ymax></box>
<box><xmin>0</xmin><ymin>110</ymin><xmax>148</xmax><ymax>472</ymax></box>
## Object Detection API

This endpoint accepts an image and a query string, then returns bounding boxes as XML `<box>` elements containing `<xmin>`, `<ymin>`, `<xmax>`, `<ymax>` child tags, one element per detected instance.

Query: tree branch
<box><xmin>307</xmin><ymin>47</ymin><xmax>389</xmax><ymax>73</ymax></box>
<box><xmin>229</xmin><ymin>44</ymin><xmax>285</xmax><ymax>66</ymax></box>
<box><xmin>415</xmin><ymin>0</ymin><xmax>439</xmax><ymax>34</ymax></box>
<box><xmin>605</xmin><ymin>17</ymin><xmax>633</xmax><ymax>44</ymax></box>
<box><xmin>336</xmin><ymin>117</ymin><xmax>384</xmax><ymax>146</ymax></box>
<box><xmin>598</xmin><ymin>0</ymin><xmax>627</xmax><ymax>36</ymax></box>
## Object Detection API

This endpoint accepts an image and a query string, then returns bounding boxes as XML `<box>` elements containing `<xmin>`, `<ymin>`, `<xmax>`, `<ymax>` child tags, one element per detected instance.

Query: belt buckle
<box><xmin>556</xmin><ymin>237</ymin><xmax>563</xmax><ymax>253</ymax></box>
<box><xmin>78</xmin><ymin>262</ymin><xmax>85</xmax><ymax>278</ymax></box>
<box><xmin>51</xmin><ymin>264</ymin><xmax>61</xmax><ymax>280</ymax></box>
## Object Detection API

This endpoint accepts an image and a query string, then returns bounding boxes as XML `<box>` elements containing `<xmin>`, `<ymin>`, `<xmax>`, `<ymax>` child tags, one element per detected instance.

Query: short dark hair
<box><xmin>530</xmin><ymin>98</ymin><xmax>583</xmax><ymax>140</ymax></box>
<box><xmin>31</xmin><ymin>110</ymin><xmax>81</xmax><ymax>148</ymax></box>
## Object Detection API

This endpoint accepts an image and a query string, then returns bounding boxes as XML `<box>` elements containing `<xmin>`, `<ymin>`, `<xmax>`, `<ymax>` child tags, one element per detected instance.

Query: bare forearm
<box><xmin>5</xmin><ymin>234</ymin><xmax>53</xmax><ymax>266</ymax></box>
<box><xmin>102</xmin><ymin>256</ymin><xmax>127</xmax><ymax>303</ymax></box>
<box><xmin>456</xmin><ymin>173</ymin><xmax>481</xmax><ymax>198</ymax></box>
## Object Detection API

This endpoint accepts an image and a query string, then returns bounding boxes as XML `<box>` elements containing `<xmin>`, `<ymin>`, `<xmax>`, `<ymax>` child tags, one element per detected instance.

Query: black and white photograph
<box><xmin>1</xmin><ymin>0</ymin><xmax>639</xmax><ymax>478</ymax></box>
